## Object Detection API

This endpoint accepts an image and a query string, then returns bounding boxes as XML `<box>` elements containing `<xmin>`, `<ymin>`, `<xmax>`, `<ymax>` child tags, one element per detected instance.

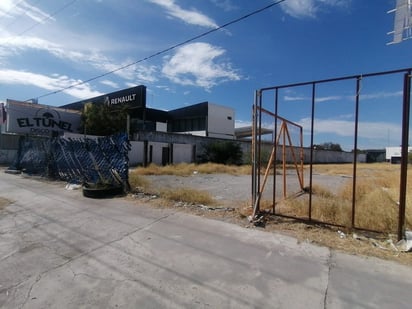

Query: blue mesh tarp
<box><xmin>9</xmin><ymin>133</ymin><xmax>130</xmax><ymax>187</ymax></box>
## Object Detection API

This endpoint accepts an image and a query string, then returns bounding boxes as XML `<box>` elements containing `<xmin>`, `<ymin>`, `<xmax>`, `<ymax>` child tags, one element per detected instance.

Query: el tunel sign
<box><xmin>5</xmin><ymin>99</ymin><xmax>81</xmax><ymax>136</ymax></box>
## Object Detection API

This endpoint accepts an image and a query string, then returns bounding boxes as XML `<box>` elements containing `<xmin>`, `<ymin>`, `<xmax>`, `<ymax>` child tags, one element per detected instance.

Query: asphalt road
<box><xmin>0</xmin><ymin>171</ymin><xmax>411</xmax><ymax>308</ymax></box>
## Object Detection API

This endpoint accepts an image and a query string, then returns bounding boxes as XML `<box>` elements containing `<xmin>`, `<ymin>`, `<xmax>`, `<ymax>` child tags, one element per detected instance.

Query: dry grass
<box><xmin>131</xmin><ymin>162</ymin><xmax>251</xmax><ymax>176</ymax></box>
<box><xmin>310</xmin><ymin>162</ymin><xmax>403</xmax><ymax>177</ymax></box>
<box><xmin>129</xmin><ymin>167</ymin><xmax>216</xmax><ymax>206</ymax></box>
<box><xmin>128</xmin><ymin>172</ymin><xmax>151</xmax><ymax>191</ymax></box>
<box><xmin>0</xmin><ymin>197</ymin><xmax>11</xmax><ymax>210</ymax></box>
<box><xmin>160</xmin><ymin>188</ymin><xmax>215</xmax><ymax>205</ymax></box>
<box><xmin>278</xmin><ymin>163</ymin><xmax>412</xmax><ymax>233</ymax></box>
<box><xmin>130</xmin><ymin>162</ymin><xmax>412</xmax><ymax>232</ymax></box>
<box><xmin>128</xmin><ymin>163</ymin><xmax>412</xmax><ymax>265</ymax></box>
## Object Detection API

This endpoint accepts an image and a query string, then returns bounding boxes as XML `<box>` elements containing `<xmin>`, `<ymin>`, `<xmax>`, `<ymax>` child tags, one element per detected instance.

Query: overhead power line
<box><xmin>18</xmin><ymin>0</ymin><xmax>78</xmax><ymax>36</ymax></box>
<box><xmin>34</xmin><ymin>0</ymin><xmax>287</xmax><ymax>101</ymax></box>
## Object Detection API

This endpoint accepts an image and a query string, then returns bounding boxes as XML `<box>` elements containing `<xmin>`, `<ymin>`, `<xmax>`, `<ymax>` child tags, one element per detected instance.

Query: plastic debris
<box><xmin>65</xmin><ymin>183</ymin><xmax>82</xmax><ymax>190</ymax></box>
<box><xmin>337</xmin><ymin>230</ymin><xmax>346</xmax><ymax>239</ymax></box>
<box><xmin>396</xmin><ymin>231</ymin><xmax>412</xmax><ymax>252</ymax></box>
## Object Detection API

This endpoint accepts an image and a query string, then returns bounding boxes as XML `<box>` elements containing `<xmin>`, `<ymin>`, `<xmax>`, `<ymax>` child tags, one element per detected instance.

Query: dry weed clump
<box><xmin>338</xmin><ymin>177</ymin><xmax>403</xmax><ymax>232</ymax></box>
<box><xmin>354</xmin><ymin>187</ymin><xmax>399</xmax><ymax>232</ymax></box>
<box><xmin>0</xmin><ymin>197</ymin><xmax>11</xmax><ymax>210</ymax></box>
<box><xmin>279</xmin><ymin>188</ymin><xmax>352</xmax><ymax>227</ymax></box>
<box><xmin>131</xmin><ymin>163</ymin><xmax>250</xmax><ymax>176</ymax></box>
<box><xmin>128</xmin><ymin>172</ymin><xmax>151</xmax><ymax>191</ymax></box>
<box><xmin>160</xmin><ymin>188</ymin><xmax>215</xmax><ymax>205</ymax></box>
<box><xmin>311</xmin><ymin>197</ymin><xmax>352</xmax><ymax>227</ymax></box>
<box><xmin>128</xmin><ymin>170</ymin><xmax>215</xmax><ymax>205</ymax></box>
<box><xmin>305</xmin><ymin>163</ymin><xmax>412</xmax><ymax>232</ymax></box>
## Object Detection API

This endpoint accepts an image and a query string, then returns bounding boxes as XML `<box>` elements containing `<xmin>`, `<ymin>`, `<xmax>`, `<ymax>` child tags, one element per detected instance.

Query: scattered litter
<box><xmin>132</xmin><ymin>192</ymin><xmax>159</xmax><ymax>201</ymax></box>
<box><xmin>173</xmin><ymin>202</ymin><xmax>234</xmax><ymax>212</ymax></box>
<box><xmin>386</xmin><ymin>239</ymin><xmax>399</xmax><ymax>251</ymax></box>
<box><xmin>247</xmin><ymin>215</ymin><xmax>266</xmax><ymax>227</ymax></box>
<box><xmin>193</xmin><ymin>171</ymin><xmax>198</xmax><ymax>175</ymax></box>
<box><xmin>352</xmin><ymin>233</ymin><xmax>368</xmax><ymax>241</ymax></box>
<box><xmin>396</xmin><ymin>231</ymin><xmax>412</xmax><ymax>252</ymax></box>
<box><xmin>65</xmin><ymin>183</ymin><xmax>82</xmax><ymax>190</ymax></box>
<box><xmin>353</xmin><ymin>231</ymin><xmax>412</xmax><ymax>252</ymax></box>
<box><xmin>337</xmin><ymin>230</ymin><xmax>346</xmax><ymax>239</ymax></box>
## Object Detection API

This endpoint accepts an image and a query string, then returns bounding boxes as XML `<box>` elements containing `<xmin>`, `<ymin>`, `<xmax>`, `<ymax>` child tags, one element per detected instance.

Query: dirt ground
<box><xmin>3</xmin><ymin>166</ymin><xmax>410</xmax><ymax>266</ymax></box>
<box><xmin>136</xmin><ymin>173</ymin><xmax>412</xmax><ymax>266</ymax></box>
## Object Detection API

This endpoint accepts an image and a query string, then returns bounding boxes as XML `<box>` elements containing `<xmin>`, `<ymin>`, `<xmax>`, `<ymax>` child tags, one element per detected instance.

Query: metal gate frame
<box><xmin>251</xmin><ymin>68</ymin><xmax>411</xmax><ymax>240</ymax></box>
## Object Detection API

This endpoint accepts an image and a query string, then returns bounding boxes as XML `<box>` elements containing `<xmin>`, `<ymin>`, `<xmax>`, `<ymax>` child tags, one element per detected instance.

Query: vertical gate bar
<box><xmin>257</xmin><ymin>90</ymin><xmax>263</xmax><ymax>214</ymax></box>
<box><xmin>251</xmin><ymin>104</ymin><xmax>255</xmax><ymax>206</ymax></box>
<box><xmin>309</xmin><ymin>83</ymin><xmax>316</xmax><ymax>221</ymax></box>
<box><xmin>398</xmin><ymin>72</ymin><xmax>411</xmax><ymax>241</ymax></box>
<box><xmin>251</xmin><ymin>92</ymin><xmax>258</xmax><ymax>209</ymax></box>
<box><xmin>273</xmin><ymin>88</ymin><xmax>279</xmax><ymax>214</ymax></box>
<box><xmin>351</xmin><ymin>76</ymin><xmax>361</xmax><ymax>228</ymax></box>
<box><xmin>300</xmin><ymin>125</ymin><xmax>304</xmax><ymax>189</ymax></box>
<box><xmin>282</xmin><ymin>122</ymin><xmax>287</xmax><ymax>199</ymax></box>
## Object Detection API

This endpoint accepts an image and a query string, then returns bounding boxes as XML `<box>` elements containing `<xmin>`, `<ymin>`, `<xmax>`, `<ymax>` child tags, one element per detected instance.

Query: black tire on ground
<box><xmin>82</xmin><ymin>184</ymin><xmax>124</xmax><ymax>199</ymax></box>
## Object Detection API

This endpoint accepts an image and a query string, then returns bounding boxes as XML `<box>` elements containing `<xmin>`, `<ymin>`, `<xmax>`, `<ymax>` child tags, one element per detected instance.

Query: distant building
<box><xmin>60</xmin><ymin>85</ymin><xmax>235</xmax><ymax>139</ymax></box>
<box><xmin>365</xmin><ymin>149</ymin><xmax>386</xmax><ymax>163</ymax></box>
<box><xmin>385</xmin><ymin>146</ymin><xmax>412</xmax><ymax>164</ymax></box>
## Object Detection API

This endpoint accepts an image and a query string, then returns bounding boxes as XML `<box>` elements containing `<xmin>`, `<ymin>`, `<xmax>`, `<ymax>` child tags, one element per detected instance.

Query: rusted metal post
<box><xmin>251</xmin><ymin>104</ymin><xmax>256</xmax><ymax>206</ymax></box>
<box><xmin>398</xmin><ymin>72</ymin><xmax>411</xmax><ymax>241</ymax></box>
<box><xmin>273</xmin><ymin>88</ymin><xmax>279</xmax><ymax>214</ymax></box>
<box><xmin>251</xmin><ymin>90</ymin><xmax>263</xmax><ymax>217</ymax></box>
<box><xmin>351</xmin><ymin>76</ymin><xmax>361</xmax><ymax>228</ymax></box>
<box><xmin>282</xmin><ymin>122</ymin><xmax>287</xmax><ymax>199</ymax></box>
<box><xmin>309</xmin><ymin>83</ymin><xmax>316</xmax><ymax>221</ymax></box>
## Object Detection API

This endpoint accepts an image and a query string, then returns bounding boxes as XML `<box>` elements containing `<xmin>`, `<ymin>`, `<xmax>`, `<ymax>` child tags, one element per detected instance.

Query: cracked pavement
<box><xmin>0</xmin><ymin>171</ymin><xmax>411</xmax><ymax>308</ymax></box>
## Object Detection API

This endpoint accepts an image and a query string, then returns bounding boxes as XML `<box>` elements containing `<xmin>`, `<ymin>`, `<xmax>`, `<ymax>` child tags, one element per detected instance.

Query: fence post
<box><xmin>398</xmin><ymin>72</ymin><xmax>411</xmax><ymax>241</ymax></box>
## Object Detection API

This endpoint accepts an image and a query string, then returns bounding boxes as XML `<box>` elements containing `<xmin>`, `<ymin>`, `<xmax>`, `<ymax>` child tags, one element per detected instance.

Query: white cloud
<box><xmin>20</xmin><ymin>1</ymin><xmax>54</xmax><ymax>24</ymax></box>
<box><xmin>100</xmin><ymin>80</ymin><xmax>119</xmax><ymax>88</ymax></box>
<box><xmin>147</xmin><ymin>0</ymin><xmax>218</xmax><ymax>28</ymax></box>
<box><xmin>284</xmin><ymin>95</ymin><xmax>343</xmax><ymax>102</ymax></box>
<box><xmin>298</xmin><ymin>117</ymin><xmax>401</xmax><ymax>140</ymax></box>
<box><xmin>283</xmin><ymin>90</ymin><xmax>402</xmax><ymax>103</ymax></box>
<box><xmin>211</xmin><ymin>0</ymin><xmax>238</xmax><ymax>11</ymax></box>
<box><xmin>280</xmin><ymin>0</ymin><xmax>349</xmax><ymax>19</ymax></box>
<box><xmin>162</xmin><ymin>42</ymin><xmax>241</xmax><ymax>89</ymax></box>
<box><xmin>0</xmin><ymin>69</ymin><xmax>103</xmax><ymax>99</ymax></box>
<box><xmin>0</xmin><ymin>0</ymin><xmax>53</xmax><ymax>23</ymax></box>
<box><xmin>0</xmin><ymin>36</ymin><xmax>83</xmax><ymax>61</ymax></box>
<box><xmin>0</xmin><ymin>0</ymin><xmax>15</xmax><ymax>17</ymax></box>
<box><xmin>360</xmin><ymin>91</ymin><xmax>403</xmax><ymax>100</ymax></box>
<box><xmin>0</xmin><ymin>35</ymin><xmax>153</xmax><ymax>83</ymax></box>
<box><xmin>235</xmin><ymin>119</ymin><xmax>252</xmax><ymax>128</ymax></box>
<box><xmin>135</xmin><ymin>65</ymin><xmax>158</xmax><ymax>83</ymax></box>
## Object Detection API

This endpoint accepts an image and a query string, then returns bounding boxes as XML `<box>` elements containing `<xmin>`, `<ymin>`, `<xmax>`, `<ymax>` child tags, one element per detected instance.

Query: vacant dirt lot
<box><xmin>144</xmin><ymin>172</ymin><xmax>349</xmax><ymax>206</ymax></box>
<box><xmin>139</xmin><ymin>172</ymin><xmax>412</xmax><ymax>266</ymax></box>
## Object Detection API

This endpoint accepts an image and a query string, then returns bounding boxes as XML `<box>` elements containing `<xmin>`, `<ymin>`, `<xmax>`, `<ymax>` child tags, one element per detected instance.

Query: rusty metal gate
<box><xmin>251</xmin><ymin>68</ymin><xmax>411</xmax><ymax>240</ymax></box>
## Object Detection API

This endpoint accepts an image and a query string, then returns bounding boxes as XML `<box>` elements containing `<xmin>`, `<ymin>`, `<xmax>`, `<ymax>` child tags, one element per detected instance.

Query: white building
<box><xmin>385</xmin><ymin>146</ymin><xmax>412</xmax><ymax>163</ymax></box>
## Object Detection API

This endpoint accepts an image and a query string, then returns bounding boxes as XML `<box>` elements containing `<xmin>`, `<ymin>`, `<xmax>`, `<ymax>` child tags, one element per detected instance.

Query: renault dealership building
<box><xmin>60</xmin><ymin>85</ymin><xmax>235</xmax><ymax>140</ymax></box>
<box><xmin>1</xmin><ymin>85</ymin><xmax>236</xmax><ymax>165</ymax></box>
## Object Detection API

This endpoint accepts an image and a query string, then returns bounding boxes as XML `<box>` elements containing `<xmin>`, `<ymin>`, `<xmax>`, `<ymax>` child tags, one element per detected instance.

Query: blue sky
<box><xmin>0</xmin><ymin>0</ymin><xmax>411</xmax><ymax>150</ymax></box>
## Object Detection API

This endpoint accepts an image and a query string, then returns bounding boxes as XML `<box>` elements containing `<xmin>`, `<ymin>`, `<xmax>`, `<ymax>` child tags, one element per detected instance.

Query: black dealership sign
<box><xmin>62</xmin><ymin>85</ymin><xmax>146</xmax><ymax>110</ymax></box>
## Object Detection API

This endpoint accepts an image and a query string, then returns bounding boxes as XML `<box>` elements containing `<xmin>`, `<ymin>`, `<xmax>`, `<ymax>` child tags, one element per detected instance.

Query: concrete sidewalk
<box><xmin>0</xmin><ymin>171</ymin><xmax>411</xmax><ymax>308</ymax></box>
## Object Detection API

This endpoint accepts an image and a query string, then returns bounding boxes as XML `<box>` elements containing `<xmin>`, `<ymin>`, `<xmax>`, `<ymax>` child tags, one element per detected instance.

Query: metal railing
<box><xmin>251</xmin><ymin>68</ymin><xmax>411</xmax><ymax>240</ymax></box>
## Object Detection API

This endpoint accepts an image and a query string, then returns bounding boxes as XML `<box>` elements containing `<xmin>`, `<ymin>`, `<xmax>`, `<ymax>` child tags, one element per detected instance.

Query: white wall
<box><xmin>173</xmin><ymin>144</ymin><xmax>194</xmax><ymax>163</ymax></box>
<box><xmin>129</xmin><ymin>141</ymin><xmax>194</xmax><ymax>166</ymax></box>
<box><xmin>207</xmin><ymin>103</ymin><xmax>234</xmax><ymax>139</ymax></box>
<box><xmin>149</xmin><ymin>142</ymin><xmax>168</xmax><ymax>164</ymax></box>
<box><xmin>385</xmin><ymin>147</ymin><xmax>412</xmax><ymax>160</ymax></box>
<box><xmin>129</xmin><ymin>141</ymin><xmax>143</xmax><ymax>166</ymax></box>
